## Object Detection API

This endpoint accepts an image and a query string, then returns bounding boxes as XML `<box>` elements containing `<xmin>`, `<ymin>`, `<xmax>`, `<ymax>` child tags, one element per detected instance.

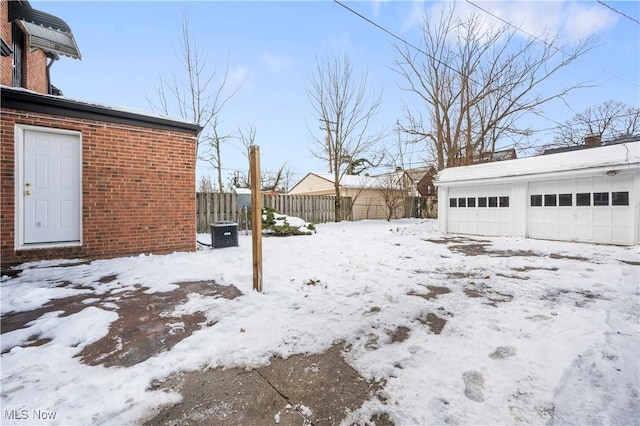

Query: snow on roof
<box><xmin>436</xmin><ymin>140</ymin><xmax>640</xmax><ymax>185</ymax></box>
<box><xmin>1</xmin><ymin>85</ymin><xmax>197</xmax><ymax>128</ymax></box>
<box><xmin>312</xmin><ymin>173</ymin><xmax>404</xmax><ymax>190</ymax></box>
<box><xmin>312</xmin><ymin>173</ymin><xmax>382</xmax><ymax>189</ymax></box>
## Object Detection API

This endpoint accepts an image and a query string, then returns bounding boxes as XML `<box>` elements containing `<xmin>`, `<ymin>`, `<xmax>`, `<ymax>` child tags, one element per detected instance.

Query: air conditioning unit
<box><xmin>210</xmin><ymin>221</ymin><xmax>238</xmax><ymax>248</ymax></box>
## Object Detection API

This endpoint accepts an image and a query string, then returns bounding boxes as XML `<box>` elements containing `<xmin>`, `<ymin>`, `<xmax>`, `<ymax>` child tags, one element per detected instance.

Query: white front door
<box><xmin>23</xmin><ymin>130</ymin><xmax>81</xmax><ymax>244</ymax></box>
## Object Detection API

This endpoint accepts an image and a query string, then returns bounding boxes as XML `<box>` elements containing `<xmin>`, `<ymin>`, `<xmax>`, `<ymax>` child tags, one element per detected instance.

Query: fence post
<box><xmin>250</xmin><ymin>146</ymin><xmax>263</xmax><ymax>292</ymax></box>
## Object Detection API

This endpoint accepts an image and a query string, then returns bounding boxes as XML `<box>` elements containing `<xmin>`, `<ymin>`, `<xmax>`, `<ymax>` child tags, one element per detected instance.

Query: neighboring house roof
<box><xmin>542</xmin><ymin>134</ymin><xmax>640</xmax><ymax>155</ymax></box>
<box><xmin>399</xmin><ymin>166</ymin><xmax>437</xmax><ymax>196</ymax></box>
<box><xmin>436</xmin><ymin>140</ymin><xmax>640</xmax><ymax>185</ymax></box>
<box><xmin>290</xmin><ymin>172</ymin><xmax>404</xmax><ymax>193</ymax></box>
<box><xmin>402</xmin><ymin>166</ymin><xmax>434</xmax><ymax>182</ymax></box>
<box><xmin>1</xmin><ymin>86</ymin><xmax>202</xmax><ymax>134</ymax></box>
<box><xmin>8</xmin><ymin>1</ymin><xmax>81</xmax><ymax>59</ymax></box>
<box><xmin>305</xmin><ymin>173</ymin><xmax>383</xmax><ymax>189</ymax></box>
<box><xmin>472</xmin><ymin>148</ymin><xmax>517</xmax><ymax>163</ymax></box>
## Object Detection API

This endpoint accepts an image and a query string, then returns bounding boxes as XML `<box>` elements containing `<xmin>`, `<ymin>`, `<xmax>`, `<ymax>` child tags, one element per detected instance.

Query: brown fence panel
<box><xmin>196</xmin><ymin>193</ymin><xmax>353</xmax><ymax>232</ymax></box>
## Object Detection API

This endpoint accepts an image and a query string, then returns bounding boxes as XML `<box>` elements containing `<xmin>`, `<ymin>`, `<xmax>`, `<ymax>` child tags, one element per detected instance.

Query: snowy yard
<box><xmin>1</xmin><ymin>219</ymin><xmax>639</xmax><ymax>425</ymax></box>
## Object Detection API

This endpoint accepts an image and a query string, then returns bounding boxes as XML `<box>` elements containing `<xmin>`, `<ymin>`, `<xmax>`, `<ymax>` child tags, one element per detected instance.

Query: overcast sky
<box><xmin>35</xmin><ymin>1</ymin><xmax>639</xmax><ymax>188</ymax></box>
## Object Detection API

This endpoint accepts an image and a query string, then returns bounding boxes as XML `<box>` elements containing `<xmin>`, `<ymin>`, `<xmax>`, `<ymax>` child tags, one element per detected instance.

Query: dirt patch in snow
<box><xmin>417</xmin><ymin>311</ymin><xmax>448</xmax><ymax>335</ymax></box>
<box><xmin>549</xmin><ymin>253</ymin><xmax>589</xmax><ymax>262</ymax></box>
<box><xmin>389</xmin><ymin>326</ymin><xmax>411</xmax><ymax>343</ymax></box>
<box><xmin>409</xmin><ymin>285</ymin><xmax>451</xmax><ymax>301</ymax></box>
<box><xmin>1</xmin><ymin>280</ymin><xmax>242</xmax><ymax>366</ymax></box>
<box><xmin>424</xmin><ymin>236</ymin><xmax>599</xmax><ymax>260</ymax></box>
<box><xmin>79</xmin><ymin>281</ymin><xmax>242</xmax><ymax>367</ymax></box>
<box><xmin>1</xmin><ymin>292</ymin><xmax>92</xmax><ymax>339</ymax></box>
<box><xmin>144</xmin><ymin>344</ymin><xmax>385</xmax><ymax>426</ymax></box>
<box><xmin>464</xmin><ymin>283</ymin><xmax>513</xmax><ymax>307</ymax></box>
<box><xmin>512</xmin><ymin>265</ymin><xmax>559</xmax><ymax>272</ymax></box>
<box><xmin>496</xmin><ymin>272</ymin><xmax>530</xmax><ymax>280</ymax></box>
<box><xmin>423</xmin><ymin>236</ymin><xmax>538</xmax><ymax>257</ymax></box>
<box><xmin>541</xmin><ymin>287</ymin><xmax>606</xmax><ymax>308</ymax></box>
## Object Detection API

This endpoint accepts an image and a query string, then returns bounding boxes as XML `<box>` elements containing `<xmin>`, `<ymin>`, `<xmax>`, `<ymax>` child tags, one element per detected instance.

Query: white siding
<box><xmin>289</xmin><ymin>173</ymin><xmax>334</xmax><ymax>195</ymax></box>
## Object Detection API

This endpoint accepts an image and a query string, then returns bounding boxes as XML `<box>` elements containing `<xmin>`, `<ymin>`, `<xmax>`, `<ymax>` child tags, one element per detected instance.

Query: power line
<box><xmin>465</xmin><ymin>0</ymin><xmax>640</xmax><ymax>88</ymax></box>
<box><xmin>596</xmin><ymin>0</ymin><xmax>640</xmax><ymax>25</ymax></box>
<box><xmin>332</xmin><ymin>0</ymin><xmax>572</xmax><ymax>129</ymax></box>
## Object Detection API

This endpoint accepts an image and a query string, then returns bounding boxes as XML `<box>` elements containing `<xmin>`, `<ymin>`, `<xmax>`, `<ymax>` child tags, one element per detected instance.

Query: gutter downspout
<box><xmin>45</xmin><ymin>55</ymin><xmax>57</xmax><ymax>95</ymax></box>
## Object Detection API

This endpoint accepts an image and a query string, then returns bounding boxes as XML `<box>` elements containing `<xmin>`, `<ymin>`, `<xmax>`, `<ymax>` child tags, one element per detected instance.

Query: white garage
<box><xmin>436</xmin><ymin>139</ymin><xmax>640</xmax><ymax>245</ymax></box>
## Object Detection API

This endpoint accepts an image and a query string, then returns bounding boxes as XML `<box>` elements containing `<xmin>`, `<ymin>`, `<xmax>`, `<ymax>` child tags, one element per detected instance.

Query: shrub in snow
<box><xmin>261</xmin><ymin>207</ymin><xmax>316</xmax><ymax>236</ymax></box>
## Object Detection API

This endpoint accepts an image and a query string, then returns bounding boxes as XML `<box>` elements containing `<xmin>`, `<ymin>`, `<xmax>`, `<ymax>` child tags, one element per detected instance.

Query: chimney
<box><xmin>584</xmin><ymin>134</ymin><xmax>601</xmax><ymax>147</ymax></box>
<box><xmin>395</xmin><ymin>166</ymin><xmax>403</xmax><ymax>172</ymax></box>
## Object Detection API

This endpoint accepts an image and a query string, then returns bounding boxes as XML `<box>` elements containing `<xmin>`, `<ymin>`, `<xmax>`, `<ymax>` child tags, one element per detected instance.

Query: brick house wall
<box><xmin>23</xmin><ymin>47</ymin><xmax>47</xmax><ymax>93</ymax></box>
<box><xmin>1</xmin><ymin>0</ymin><xmax>13</xmax><ymax>87</ymax></box>
<box><xmin>1</xmin><ymin>0</ymin><xmax>70</xmax><ymax>93</ymax></box>
<box><xmin>1</xmin><ymin>100</ymin><xmax>199</xmax><ymax>267</ymax></box>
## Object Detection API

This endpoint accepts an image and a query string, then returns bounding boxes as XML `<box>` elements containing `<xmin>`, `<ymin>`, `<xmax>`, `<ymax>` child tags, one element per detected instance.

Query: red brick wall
<box><xmin>24</xmin><ymin>49</ymin><xmax>48</xmax><ymax>93</ymax></box>
<box><xmin>1</xmin><ymin>0</ymin><xmax>13</xmax><ymax>87</ymax></box>
<box><xmin>1</xmin><ymin>0</ymin><xmax>49</xmax><ymax>93</ymax></box>
<box><xmin>1</xmin><ymin>110</ymin><xmax>197</xmax><ymax>267</ymax></box>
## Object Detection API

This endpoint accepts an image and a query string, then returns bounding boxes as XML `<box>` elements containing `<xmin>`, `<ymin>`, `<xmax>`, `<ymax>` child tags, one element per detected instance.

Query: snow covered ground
<box><xmin>1</xmin><ymin>219</ymin><xmax>639</xmax><ymax>425</ymax></box>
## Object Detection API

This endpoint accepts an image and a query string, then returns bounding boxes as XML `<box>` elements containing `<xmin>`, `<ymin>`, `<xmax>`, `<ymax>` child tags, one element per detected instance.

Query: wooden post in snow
<box><xmin>250</xmin><ymin>146</ymin><xmax>263</xmax><ymax>292</ymax></box>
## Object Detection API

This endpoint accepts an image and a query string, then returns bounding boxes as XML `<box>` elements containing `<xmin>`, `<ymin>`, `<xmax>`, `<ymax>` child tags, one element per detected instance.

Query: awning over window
<box><xmin>8</xmin><ymin>1</ymin><xmax>81</xmax><ymax>60</ymax></box>
<box><xmin>17</xmin><ymin>20</ymin><xmax>81</xmax><ymax>59</ymax></box>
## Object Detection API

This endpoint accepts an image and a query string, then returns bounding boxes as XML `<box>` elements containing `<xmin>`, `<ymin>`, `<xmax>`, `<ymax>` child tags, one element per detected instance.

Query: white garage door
<box><xmin>527</xmin><ymin>173</ymin><xmax>634</xmax><ymax>245</ymax></box>
<box><xmin>447</xmin><ymin>184</ymin><xmax>513</xmax><ymax>236</ymax></box>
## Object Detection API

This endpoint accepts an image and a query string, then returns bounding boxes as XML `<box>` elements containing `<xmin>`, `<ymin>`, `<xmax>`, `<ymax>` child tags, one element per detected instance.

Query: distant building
<box><xmin>289</xmin><ymin>173</ymin><xmax>407</xmax><ymax>221</ymax></box>
<box><xmin>398</xmin><ymin>166</ymin><xmax>438</xmax><ymax>197</ymax></box>
<box><xmin>472</xmin><ymin>148</ymin><xmax>517</xmax><ymax>164</ymax></box>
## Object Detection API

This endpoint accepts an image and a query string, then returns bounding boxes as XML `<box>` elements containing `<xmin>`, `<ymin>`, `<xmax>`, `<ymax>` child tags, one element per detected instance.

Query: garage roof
<box><xmin>436</xmin><ymin>140</ymin><xmax>640</xmax><ymax>185</ymax></box>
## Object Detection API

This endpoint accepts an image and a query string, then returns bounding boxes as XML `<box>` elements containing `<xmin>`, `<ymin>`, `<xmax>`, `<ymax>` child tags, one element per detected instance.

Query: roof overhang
<box><xmin>8</xmin><ymin>1</ymin><xmax>81</xmax><ymax>59</ymax></box>
<box><xmin>1</xmin><ymin>86</ymin><xmax>202</xmax><ymax>135</ymax></box>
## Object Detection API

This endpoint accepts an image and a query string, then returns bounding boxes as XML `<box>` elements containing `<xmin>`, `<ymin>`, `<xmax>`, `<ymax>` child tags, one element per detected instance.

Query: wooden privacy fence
<box><xmin>196</xmin><ymin>193</ymin><xmax>353</xmax><ymax>233</ymax></box>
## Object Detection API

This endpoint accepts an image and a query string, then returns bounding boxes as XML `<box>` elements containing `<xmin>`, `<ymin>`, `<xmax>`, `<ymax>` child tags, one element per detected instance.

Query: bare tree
<box><xmin>395</xmin><ymin>6</ymin><xmax>593</xmax><ymax>170</ymax></box>
<box><xmin>376</xmin><ymin>172</ymin><xmax>405</xmax><ymax>221</ymax></box>
<box><xmin>147</xmin><ymin>11</ymin><xmax>240</xmax><ymax>191</ymax></box>
<box><xmin>554</xmin><ymin>100</ymin><xmax>640</xmax><ymax>146</ymax></box>
<box><xmin>307</xmin><ymin>53</ymin><xmax>386</xmax><ymax>221</ymax></box>
<box><xmin>237</xmin><ymin>124</ymin><xmax>257</xmax><ymax>161</ymax></box>
<box><xmin>382</xmin><ymin>131</ymin><xmax>417</xmax><ymax>217</ymax></box>
<box><xmin>234</xmin><ymin>125</ymin><xmax>294</xmax><ymax>192</ymax></box>
<box><xmin>197</xmin><ymin>174</ymin><xmax>214</xmax><ymax>192</ymax></box>
<box><xmin>261</xmin><ymin>163</ymin><xmax>294</xmax><ymax>192</ymax></box>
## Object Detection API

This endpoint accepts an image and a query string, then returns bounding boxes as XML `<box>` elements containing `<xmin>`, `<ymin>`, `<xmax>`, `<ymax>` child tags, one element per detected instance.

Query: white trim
<box><xmin>14</xmin><ymin>124</ymin><xmax>83</xmax><ymax>250</ymax></box>
<box><xmin>437</xmin><ymin>165</ymin><xmax>638</xmax><ymax>188</ymax></box>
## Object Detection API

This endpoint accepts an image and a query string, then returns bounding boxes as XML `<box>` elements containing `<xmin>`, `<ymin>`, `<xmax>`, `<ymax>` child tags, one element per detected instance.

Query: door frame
<box><xmin>15</xmin><ymin>124</ymin><xmax>83</xmax><ymax>250</ymax></box>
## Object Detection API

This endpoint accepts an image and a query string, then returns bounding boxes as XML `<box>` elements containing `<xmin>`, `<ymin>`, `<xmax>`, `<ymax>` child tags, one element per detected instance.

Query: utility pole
<box><xmin>319</xmin><ymin>118</ymin><xmax>336</xmax><ymax>173</ymax></box>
